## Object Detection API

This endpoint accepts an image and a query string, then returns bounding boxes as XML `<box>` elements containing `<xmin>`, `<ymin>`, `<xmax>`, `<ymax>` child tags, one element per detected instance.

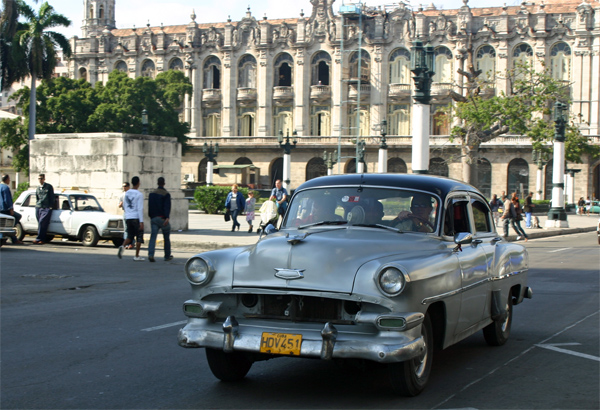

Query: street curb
<box><xmin>504</xmin><ymin>226</ymin><xmax>596</xmax><ymax>242</ymax></box>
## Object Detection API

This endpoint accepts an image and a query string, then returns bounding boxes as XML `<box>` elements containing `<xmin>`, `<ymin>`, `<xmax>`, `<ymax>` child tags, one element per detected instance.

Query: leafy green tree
<box><xmin>448</xmin><ymin>61</ymin><xmax>599</xmax><ymax>184</ymax></box>
<box><xmin>194</xmin><ymin>186</ymin><xmax>249</xmax><ymax>214</ymax></box>
<box><xmin>0</xmin><ymin>117</ymin><xmax>29</xmax><ymax>174</ymax></box>
<box><xmin>13</xmin><ymin>0</ymin><xmax>71</xmax><ymax>140</ymax></box>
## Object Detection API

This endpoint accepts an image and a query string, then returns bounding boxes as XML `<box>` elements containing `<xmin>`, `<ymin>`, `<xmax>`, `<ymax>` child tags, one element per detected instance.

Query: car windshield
<box><xmin>69</xmin><ymin>195</ymin><xmax>103</xmax><ymax>212</ymax></box>
<box><xmin>283</xmin><ymin>187</ymin><xmax>440</xmax><ymax>233</ymax></box>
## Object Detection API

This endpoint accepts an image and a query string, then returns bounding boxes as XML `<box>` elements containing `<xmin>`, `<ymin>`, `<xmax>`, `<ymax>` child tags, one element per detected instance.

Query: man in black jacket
<box><xmin>147</xmin><ymin>177</ymin><xmax>172</xmax><ymax>262</ymax></box>
<box><xmin>34</xmin><ymin>174</ymin><xmax>54</xmax><ymax>244</ymax></box>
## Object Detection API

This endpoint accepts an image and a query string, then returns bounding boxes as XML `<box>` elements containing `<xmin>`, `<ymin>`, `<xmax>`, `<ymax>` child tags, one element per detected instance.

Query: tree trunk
<box><xmin>461</xmin><ymin>144</ymin><xmax>472</xmax><ymax>184</ymax></box>
<box><xmin>28</xmin><ymin>71</ymin><xmax>36</xmax><ymax>140</ymax></box>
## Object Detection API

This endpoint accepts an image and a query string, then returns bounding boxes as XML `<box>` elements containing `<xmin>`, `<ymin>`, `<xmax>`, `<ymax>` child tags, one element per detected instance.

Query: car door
<box><xmin>48</xmin><ymin>194</ymin><xmax>69</xmax><ymax>235</ymax></box>
<box><xmin>446</xmin><ymin>195</ymin><xmax>491</xmax><ymax>335</ymax></box>
<box><xmin>14</xmin><ymin>193</ymin><xmax>37</xmax><ymax>232</ymax></box>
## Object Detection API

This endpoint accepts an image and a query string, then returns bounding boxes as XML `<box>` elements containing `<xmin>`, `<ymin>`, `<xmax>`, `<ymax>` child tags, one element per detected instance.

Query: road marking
<box><xmin>142</xmin><ymin>320</ymin><xmax>187</xmax><ymax>332</ymax></box>
<box><xmin>548</xmin><ymin>247</ymin><xmax>573</xmax><ymax>253</ymax></box>
<box><xmin>535</xmin><ymin>343</ymin><xmax>600</xmax><ymax>362</ymax></box>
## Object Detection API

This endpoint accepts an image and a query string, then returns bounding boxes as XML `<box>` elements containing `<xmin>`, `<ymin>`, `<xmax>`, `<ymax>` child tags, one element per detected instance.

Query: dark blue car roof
<box><xmin>295</xmin><ymin>174</ymin><xmax>483</xmax><ymax>200</ymax></box>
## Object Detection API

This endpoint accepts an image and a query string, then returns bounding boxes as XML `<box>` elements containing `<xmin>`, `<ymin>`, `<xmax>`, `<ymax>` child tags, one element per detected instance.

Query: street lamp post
<box><xmin>546</xmin><ymin>102</ymin><xmax>569</xmax><ymax>228</ymax></box>
<box><xmin>141</xmin><ymin>109</ymin><xmax>149</xmax><ymax>135</ymax></box>
<box><xmin>278</xmin><ymin>130</ymin><xmax>297</xmax><ymax>192</ymax></box>
<box><xmin>356</xmin><ymin>139</ymin><xmax>366</xmax><ymax>173</ymax></box>
<box><xmin>202</xmin><ymin>141</ymin><xmax>219</xmax><ymax>186</ymax></box>
<box><xmin>323</xmin><ymin>150</ymin><xmax>337</xmax><ymax>176</ymax></box>
<box><xmin>532</xmin><ymin>148</ymin><xmax>550</xmax><ymax>200</ymax></box>
<box><xmin>410</xmin><ymin>40</ymin><xmax>435</xmax><ymax>174</ymax></box>
<box><xmin>378</xmin><ymin>120</ymin><xmax>388</xmax><ymax>173</ymax></box>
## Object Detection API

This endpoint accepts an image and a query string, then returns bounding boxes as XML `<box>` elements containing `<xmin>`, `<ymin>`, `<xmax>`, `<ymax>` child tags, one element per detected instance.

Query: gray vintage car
<box><xmin>178</xmin><ymin>174</ymin><xmax>532</xmax><ymax>396</ymax></box>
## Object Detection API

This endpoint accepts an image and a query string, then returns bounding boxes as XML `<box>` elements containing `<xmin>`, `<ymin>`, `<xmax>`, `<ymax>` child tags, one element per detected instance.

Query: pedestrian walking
<box><xmin>118</xmin><ymin>176</ymin><xmax>145</xmax><ymax>260</ymax></box>
<box><xmin>118</xmin><ymin>182</ymin><xmax>134</xmax><ymax>249</ymax></box>
<box><xmin>524</xmin><ymin>192</ymin><xmax>535</xmax><ymax>228</ymax></box>
<box><xmin>501</xmin><ymin>195</ymin><xmax>518</xmax><ymax>238</ymax></box>
<box><xmin>245</xmin><ymin>191</ymin><xmax>256</xmax><ymax>233</ymax></box>
<box><xmin>0</xmin><ymin>174</ymin><xmax>23</xmax><ymax>244</ymax></box>
<box><xmin>511</xmin><ymin>196</ymin><xmax>528</xmax><ymax>241</ymax></box>
<box><xmin>34</xmin><ymin>174</ymin><xmax>54</xmax><ymax>244</ymax></box>
<box><xmin>489</xmin><ymin>194</ymin><xmax>502</xmax><ymax>226</ymax></box>
<box><xmin>147</xmin><ymin>177</ymin><xmax>173</xmax><ymax>262</ymax></box>
<box><xmin>577</xmin><ymin>197</ymin><xmax>586</xmax><ymax>215</ymax></box>
<box><xmin>225</xmin><ymin>184</ymin><xmax>245</xmax><ymax>232</ymax></box>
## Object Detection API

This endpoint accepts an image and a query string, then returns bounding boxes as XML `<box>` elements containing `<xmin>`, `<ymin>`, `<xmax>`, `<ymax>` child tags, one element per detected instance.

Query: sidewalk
<box><xmin>154</xmin><ymin>211</ymin><xmax>599</xmax><ymax>251</ymax></box>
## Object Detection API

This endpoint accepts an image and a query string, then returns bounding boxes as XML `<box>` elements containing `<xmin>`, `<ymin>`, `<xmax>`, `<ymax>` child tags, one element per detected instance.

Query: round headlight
<box><xmin>185</xmin><ymin>258</ymin><xmax>211</xmax><ymax>285</ymax></box>
<box><xmin>378</xmin><ymin>267</ymin><xmax>406</xmax><ymax>296</ymax></box>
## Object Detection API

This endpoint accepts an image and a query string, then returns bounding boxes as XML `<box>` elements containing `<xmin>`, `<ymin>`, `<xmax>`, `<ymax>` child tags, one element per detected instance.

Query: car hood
<box><xmin>232</xmin><ymin>227</ymin><xmax>441</xmax><ymax>293</ymax></box>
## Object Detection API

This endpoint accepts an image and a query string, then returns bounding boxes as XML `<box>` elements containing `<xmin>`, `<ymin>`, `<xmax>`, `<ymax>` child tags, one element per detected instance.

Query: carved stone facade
<box><xmin>69</xmin><ymin>0</ymin><xmax>600</xmax><ymax>200</ymax></box>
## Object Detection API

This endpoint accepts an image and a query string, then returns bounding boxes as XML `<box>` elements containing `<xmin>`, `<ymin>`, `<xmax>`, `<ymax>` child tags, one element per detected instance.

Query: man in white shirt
<box><xmin>118</xmin><ymin>176</ymin><xmax>145</xmax><ymax>261</ymax></box>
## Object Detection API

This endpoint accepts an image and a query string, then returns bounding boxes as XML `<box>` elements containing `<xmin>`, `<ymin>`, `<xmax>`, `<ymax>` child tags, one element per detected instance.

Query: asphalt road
<box><xmin>1</xmin><ymin>233</ymin><xmax>598</xmax><ymax>409</ymax></box>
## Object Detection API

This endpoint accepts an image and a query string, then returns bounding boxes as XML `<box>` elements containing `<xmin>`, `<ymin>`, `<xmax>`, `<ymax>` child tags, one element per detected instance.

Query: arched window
<box><xmin>306</xmin><ymin>157</ymin><xmax>327</xmax><ymax>181</ymax></box>
<box><xmin>476</xmin><ymin>45</ymin><xmax>496</xmax><ymax>82</ymax></box>
<box><xmin>389</xmin><ymin>48</ymin><xmax>411</xmax><ymax>84</ymax></box>
<box><xmin>513</xmin><ymin>43</ymin><xmax>533</xmax><ymax>80</ymax></box>
<box><xmin>238</xmin><ymin>54</ymin><xmax>257</xmax><ymax>88</ymax></box>
<box><xmin>115</xmin><ymin>61</ymin><xmax>127</xmax><ymax>72</ymax></box>
<box><xmin>349</xmin><ymin>50</ymin><xmax>370</xmax><ymax>82</ymax></box>
<box><xmin>388</xmin><ymin>104</ymin><xmax>410</xmax><ymax>135</ymax></box>
<box><xmin>274</xmin><ymin>53</ymin><xmax>293</xmax><ymax>86</ymax></box>
<box><xmin>234</xmin><ymin>157</ymin><xmax>253</xmax><ymax>165</ymax></box>
<box><xmin>273</xmin><ymin>107</ymin><xmax>293</xmax><ymax>136</ymax></box>
<box><xmin>507</xmin><ymin>158</ymin><xmax>530</xmax><ymax>197</ymax></box>
<box><xmin>141</xmin><ymin>60</ymin><xmax>155</xmax><ymax>78</ymax></box>
<box><xmin>473</xmin><ymin>158</ymin><xmax>492</xmax><ymax>199</ymax></box>
<box><xmin>79</xmin><ymin>67</ymin><xmax>87</xmax><ymax>81</ymax></box>
<box><xmin>387</xmin><ymin>158</ymin><xmax>407</xmax><ymax>173</ymax></box>
<box><xmin>311</xmin><ymin>51</ymin><xmax>331</xmax><ymax>85</ymax></box>
<box><xmin>429</xmin><ymin>158</ymin><xmax>449</xmax><ymax>177</ymax></box>
<box><xmin>238</xmin><ymin>108</ymin><xmax>255</xmax><ymax>136</ymax></box>
<box><xmin>544</xmin><ymin>159</ymin><xmax>553</xmax><ymax>200</ymax></box>
<box><xmin>89</xmin><ymin>5</ymin><xmax>94</xmax><ymax>19</ymax></box>
<box><xmin>270</xmin><ymin>157</ymin><xmax>284</xmax><ymax>185</ymax></box>
<box><xmin>204</xmin><ymin>56</ymin><xmax>221</xmax><ymax>89</ymax></box>
<box><xmin>348</xmin><ymin>106</ymin><xmax>370</xmax><ymax>136</ymax></box>
<box><xmin>433</xmin><ymin>47</ymin><xmax>452</xmax><ymax>83</ymax></box>
<box><xmin>550</xmin><ymin>42</ymin><xmax>571</xmax><ymax>82</ymax></box>
<box><xmin>169</xmin><ymin>58</ymin><xmax>184</xmax><ymax>71</ymax></box>
<box><xmin>431</xmin><ymin>105</ymin><xmax>449</xmax><ymax>135</ymax></box>
<box><xmin>99</xmin><ymin>5</ymin><xmax>104</xmax><ymax>19</ymax></box>
<box><xmin>310</xmin><ymin>105</ymin><xmax>331</xmax><ymax>136</ymax></box>
<box><xmin>203</xmin><ymin>112</ymin><xmax>221</xmax><ymax>137</ymax></box>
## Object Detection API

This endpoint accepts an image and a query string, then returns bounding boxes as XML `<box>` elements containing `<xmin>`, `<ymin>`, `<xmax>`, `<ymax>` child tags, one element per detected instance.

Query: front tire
<box><xmin>387</xmin><ymin>314</ymin><xmax>433</xmax><ymax>396</ymax></box>
<box><xmin>205</xmin><ymin>348</ymin><xmax>253</xmax><ymax>382</ymax></box>
<box><xmin>483</xmin><ymin>292</ymin><xmax>513</xmax><ymax>346</ymax></box>
<box><xmin>81</xmin><ymin>226</ymin><xmax>99</xmax><ymax>247</ymax></box>
<box><xmin>15</xmin><ymin>223</ymin><xmax>25</xmax><ymax>241</ymax></box>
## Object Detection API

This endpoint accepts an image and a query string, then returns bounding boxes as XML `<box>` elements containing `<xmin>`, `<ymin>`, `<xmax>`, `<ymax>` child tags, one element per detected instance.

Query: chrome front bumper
<box><xmin>178</xmin><ymin>316</ymin><xmax>425</xmax><ymax>364</ymax></box>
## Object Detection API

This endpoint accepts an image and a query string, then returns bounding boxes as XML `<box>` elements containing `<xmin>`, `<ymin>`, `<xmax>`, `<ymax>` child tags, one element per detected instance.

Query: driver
<box><xmin>392</xmin><ymin>194</ymin><xmax>435</xmax><ymax>232</ymax></box>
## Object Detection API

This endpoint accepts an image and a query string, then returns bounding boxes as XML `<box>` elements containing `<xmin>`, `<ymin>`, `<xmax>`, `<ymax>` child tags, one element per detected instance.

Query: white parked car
<box><xmin>0</xmin><ymin>213</ymin><xmax>16</xmax><ymax>247</ymax></box>
<box><xmin>13</xmin><ymin>190</ymin><xmax>124</xmax><ymax>247</ymax></box>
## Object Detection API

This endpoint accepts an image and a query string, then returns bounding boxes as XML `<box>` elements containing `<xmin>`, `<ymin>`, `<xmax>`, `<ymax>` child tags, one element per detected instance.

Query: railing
<box><xmin>309</xmin><ymin>85</ymin><xmax>331</xmax><ymax>99</ymax></box>
<box><xmin>348</xmin><ymin>83</ymin><xmax>371</xmax><ymax>100</ymax></box>
<box><xmin>431</xmin><ymin>83</ymin><xmax>454</xmax><ymax>96</ymax></box>
<box><xmin>273</xmin><ymin>86</ymin><xmax>293</xmax><ymax>100</ymax></box>
<box><xmin>201</xmin><ymin>88</ymin><xmax>221</xmax><ymax>102</ymax></box>
<box><xmin>236</xmin><ymin>87</ymin><xmax>257</xmax><ymax>101</ymax></box>
<box><xmin>388</xmin><ymin>83</ymin><xmax>411</xmax><ymax>97</ymax></box>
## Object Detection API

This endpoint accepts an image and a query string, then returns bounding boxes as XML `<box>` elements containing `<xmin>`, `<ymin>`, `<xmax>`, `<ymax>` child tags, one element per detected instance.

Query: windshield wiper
<box><xmin>352</xmin><ymin>223</ymin><xmax>403</xmax><ymax>233</ymax></box>
<box><xmin>297</xmin><ymin>220</ymin><xmax>348</xmax><ymax>230</ymax></box>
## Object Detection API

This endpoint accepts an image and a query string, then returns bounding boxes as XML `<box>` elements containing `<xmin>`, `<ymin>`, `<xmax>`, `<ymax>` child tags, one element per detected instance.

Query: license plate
<box><xmin>260</xmin><ymin>332</ymin><xmax>302</xmax><ymax>356</ymax></box>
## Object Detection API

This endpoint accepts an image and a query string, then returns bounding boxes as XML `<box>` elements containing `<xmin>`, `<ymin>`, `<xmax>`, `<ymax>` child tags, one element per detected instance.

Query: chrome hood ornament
<box><xmin>274</xmin><ymin>268</ymin><xmax>305</xmax><ymax>280</ymax></box>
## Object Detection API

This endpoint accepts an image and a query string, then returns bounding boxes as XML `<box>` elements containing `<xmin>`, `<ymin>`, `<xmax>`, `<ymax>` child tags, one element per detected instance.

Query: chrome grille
<box><xmin>0</xmin><ymin>217</ymin><xmax>15</xmax><ymax>228</ymax></box>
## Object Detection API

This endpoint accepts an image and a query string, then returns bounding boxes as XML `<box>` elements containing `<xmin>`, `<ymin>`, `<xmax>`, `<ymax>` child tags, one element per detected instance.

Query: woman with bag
<box><xmin>225</xmin><ymin>184</ymin><xmax>245</xmax><ymax>232</ymax></box>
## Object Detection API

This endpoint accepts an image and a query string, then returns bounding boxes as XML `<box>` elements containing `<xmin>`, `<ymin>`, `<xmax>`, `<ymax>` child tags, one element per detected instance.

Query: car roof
<box><xmin>295</xmin><ymin>174</ymin><xmax>482</xmax><ymax>200</ymax></box>
<box><xmin>23</xmin><ymin>189</ymin><xmax>95</xmax><ymax>196</ymax></box>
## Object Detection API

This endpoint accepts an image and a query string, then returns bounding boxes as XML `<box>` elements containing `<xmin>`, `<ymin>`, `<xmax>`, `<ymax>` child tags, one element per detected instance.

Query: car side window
<box><xmin>444</xmin><ymin>199</ymin><xmax>471</xmax><ymax>236</ymax></box>
<box><xmin>22</xmin><ymin>194</ymin><xmax>34</xmax><ymax>207</ymax></box>
<box><xmin>471</xmin><ymin>198</ymin><xmax>492</xmax><ymax>233</ymax></box>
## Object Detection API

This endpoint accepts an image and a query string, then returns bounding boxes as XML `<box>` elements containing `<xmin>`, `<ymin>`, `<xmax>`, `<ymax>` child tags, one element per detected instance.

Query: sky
<box><xmin>19</xmin><ymin>0</ymin><xmax>518</xmax><ymax>39</ymax></box>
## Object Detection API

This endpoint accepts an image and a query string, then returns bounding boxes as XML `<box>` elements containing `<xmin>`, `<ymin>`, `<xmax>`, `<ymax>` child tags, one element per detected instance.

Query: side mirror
<box><xmin>454</xmin><ymin>232</ymin><xmax>473</xmax><ymax>245</ymax></box>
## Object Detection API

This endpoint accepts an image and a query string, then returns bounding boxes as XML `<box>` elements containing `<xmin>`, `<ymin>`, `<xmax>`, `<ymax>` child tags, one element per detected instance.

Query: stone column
<box><xmin>331</xmin><ymin>47</ymin><xmax>344</xmax><ymax>137</ymax></box>
<box><xmin>257</xmin><ymin>49</ymin><xmax>270</xmax><ymax>136</ymax></box>
<box><xmin>294</xmin><ymin>48</ymin><xmax>307</xmax><ymax>136</ymax></box>
<box><xmin>222</xmin><ymin>53</ymin><xmax>234</xmax><ymax>137</ymax></box>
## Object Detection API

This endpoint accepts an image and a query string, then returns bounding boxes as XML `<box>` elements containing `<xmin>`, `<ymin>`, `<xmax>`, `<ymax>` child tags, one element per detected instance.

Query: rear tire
<box><xmin>483</xmin><ymin>292</ymin><xmax>513</xmax><ymax>346</ymax></box>
<box><xmin>387</xmin><ymin>314</ymin><xmax>433</xmax><ymax>396</ymax></box>
<box><xmin>81</xmin><ymin>226</ymin><xmax>99</xmax><ymax>247</ymax></box>
<box><xmin>205</xmin><ymin>348</ymin><xmax>253</xmax><ymax>382</ymax></box>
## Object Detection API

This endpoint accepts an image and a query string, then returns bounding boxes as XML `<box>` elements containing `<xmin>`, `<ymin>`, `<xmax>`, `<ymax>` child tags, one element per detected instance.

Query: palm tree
<box><xmin>14</xmin><ymin>0</ymin><xmax>71</xmax><ymax>140</ymax></box>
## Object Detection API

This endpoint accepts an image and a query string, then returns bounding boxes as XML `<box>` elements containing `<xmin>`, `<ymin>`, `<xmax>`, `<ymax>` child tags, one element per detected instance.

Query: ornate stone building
<box><xmin>69</xmin><ymin>0</ymin><xmax>600</xmax><ymax>200</ymax></box>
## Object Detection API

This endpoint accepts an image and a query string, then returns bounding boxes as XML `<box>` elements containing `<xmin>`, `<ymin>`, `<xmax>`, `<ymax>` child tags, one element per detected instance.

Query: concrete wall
<box><xmin>30</xmin><ymin>133</ymin><xmax>188</xmax><ymax>230</ymax></box>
